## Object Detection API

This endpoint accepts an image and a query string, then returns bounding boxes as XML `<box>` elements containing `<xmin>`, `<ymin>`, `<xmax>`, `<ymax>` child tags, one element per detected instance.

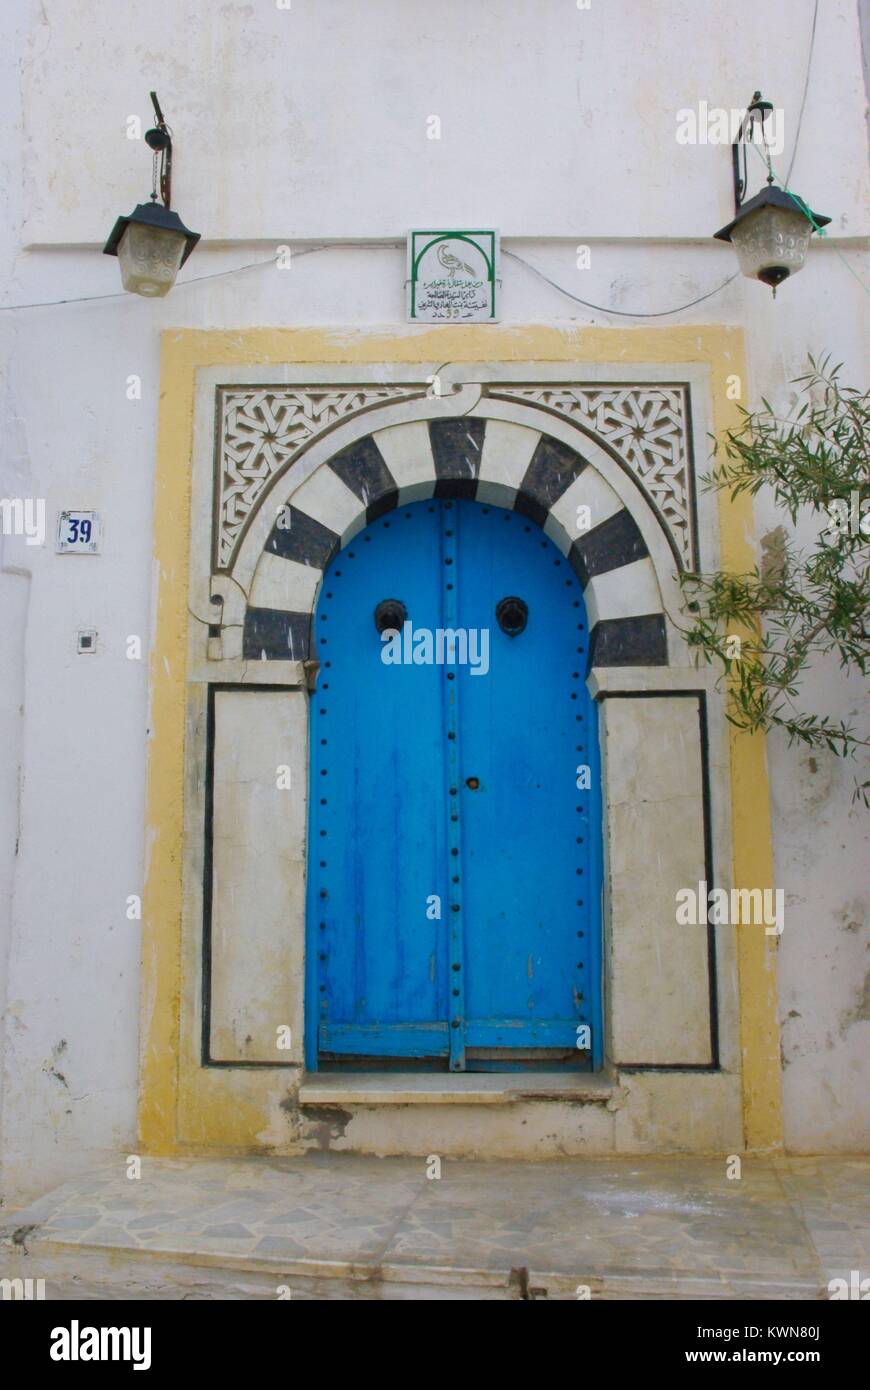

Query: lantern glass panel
<box><xmin>730</xmin><ymin>204</ymin><xmax>811</xmax><ymax>282</ymax></box>
<box><xmin>117</xmin><ymin>221</ymin><xmax>187</xmax><ymax>297</ymax></box>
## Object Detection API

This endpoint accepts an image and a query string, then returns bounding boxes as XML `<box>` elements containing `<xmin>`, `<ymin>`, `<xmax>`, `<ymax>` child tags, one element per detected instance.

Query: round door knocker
<box><xmin>374</xmin><ymin>598</ymin><xmax>407</xmax><ymax>634</ymax></box>
<box><xmin>496</xmin><ymin>596</ymin><xmax>528</xmax><ymax>636</ymax></box>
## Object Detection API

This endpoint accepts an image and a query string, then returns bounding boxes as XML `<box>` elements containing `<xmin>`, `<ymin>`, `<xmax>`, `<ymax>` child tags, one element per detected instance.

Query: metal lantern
<box><xmin>715</xmin><ymin>186</ymin><xmax>830</xmax><ymax>291</ymax></box>
<box><xmin>103</xmin><ymin>93</ymin><xmax>200</xmax><ymax>297</ymax></box>
<box><xmin>713</xmin><ymin>91</ymin><xmax>830</xmax><ymax>293</ymax></box>
<box><xmin>104</xmin><ymin>200</ymin><xmax>199</xmax><ymax>298</ymax></box>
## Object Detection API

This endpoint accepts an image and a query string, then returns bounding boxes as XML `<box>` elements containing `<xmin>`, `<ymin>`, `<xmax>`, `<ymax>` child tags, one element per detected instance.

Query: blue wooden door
<box><xmin>306</xmin><ymin>498</ymin><xmax>602</xmax><ymax>1071</ymax></box>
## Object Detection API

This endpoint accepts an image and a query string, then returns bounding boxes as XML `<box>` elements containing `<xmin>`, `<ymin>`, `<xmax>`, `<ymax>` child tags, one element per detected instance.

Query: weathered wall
<box><xmin>0</xmin><ymin>0</ymin><xmax>867</xmax><ymax>1204</ymax></box>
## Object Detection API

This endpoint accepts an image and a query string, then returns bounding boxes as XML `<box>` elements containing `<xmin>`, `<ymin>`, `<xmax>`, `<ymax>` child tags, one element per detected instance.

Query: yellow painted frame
<box><xmin>141</xmin><ymin>325</ymin><xmax>783</xmax><ymax>1156</ymax></box>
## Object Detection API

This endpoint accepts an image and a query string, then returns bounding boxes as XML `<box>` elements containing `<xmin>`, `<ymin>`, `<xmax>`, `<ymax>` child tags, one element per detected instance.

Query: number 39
<box><xmin>68</xmin><ymin>518</ymin><xmax>92</xmax><ymax>544</ymax></box>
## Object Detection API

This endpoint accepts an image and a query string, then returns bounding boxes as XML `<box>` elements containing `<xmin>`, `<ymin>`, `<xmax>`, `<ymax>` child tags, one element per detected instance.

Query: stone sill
<box><xmin>299</xmin><ymin>1071</ymin><xmax>619</xmax><ymax>1107</ymax></box>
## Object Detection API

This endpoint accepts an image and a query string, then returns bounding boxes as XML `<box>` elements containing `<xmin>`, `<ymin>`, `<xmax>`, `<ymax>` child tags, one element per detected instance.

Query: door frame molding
<box><xmin>140</xmin><ymin>325</ymin><xmax>783</xmax><ymax>1157</ymax></box>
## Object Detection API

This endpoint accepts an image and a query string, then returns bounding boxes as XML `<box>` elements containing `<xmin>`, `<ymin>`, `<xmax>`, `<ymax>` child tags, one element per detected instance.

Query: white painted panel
<box><xmin>476</xmin><ymin>419</ymin><xmax>540</xmax><ymax>505</ymax></box>
<box><xmin>373</xmin><ymin>421</ymin><xmax>437</xmax><ymax>499</ymax></box>
<box><xmin>250</xmin><ymin>552</ymin><xmax>322</xmax><ymax>613</ymax></box>
<box><xmin>545</xmin><ymin>467</ymin><xmax>624</xmax><ymax>554</ymax></box>
<box><xmin>603</xmin><ymin>695</ymin><xmax>711</xmax><ymax>1064</ymax></box>
<box><xmin>290</xmin><ymin>467</ymin><xmax>360</xmax><ymax>541</ymax></box>
<box><xmin>209</xmin><ymin>689</ymin><xmax>307</xmax><ymax>1063</ymax></box>
<box><xmin>585</xmin><ymin>556</ymin><xmax>662</xmax><ymax>625</ymax></box>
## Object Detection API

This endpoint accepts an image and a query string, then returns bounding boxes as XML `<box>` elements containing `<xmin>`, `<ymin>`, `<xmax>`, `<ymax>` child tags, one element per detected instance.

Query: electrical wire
<box><xmin>503</xmin><ymin>250</ymin><xmax>740</xmax><ymax>318</ymax></box>
<box><xmin>785</xmin><ymin>0</ymin><xmax>819</xmax><ymax>187</ymax></box>
<box><xmin>0</xmin><ymin>242</ymin><xmax>403</xmax><ymax>312</ymax></box>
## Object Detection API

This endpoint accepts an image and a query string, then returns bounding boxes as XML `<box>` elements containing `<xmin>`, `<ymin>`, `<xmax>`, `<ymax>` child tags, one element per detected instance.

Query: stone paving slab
<box><xmin>774</xmin><ymin>1157</ymin><xmax>869</xmax><ymax>1284</ymax></box>
<box><xmin>1</xmin><ymin>1153</ymin><xmax>867</xmax><ymax>1299</ymax></box>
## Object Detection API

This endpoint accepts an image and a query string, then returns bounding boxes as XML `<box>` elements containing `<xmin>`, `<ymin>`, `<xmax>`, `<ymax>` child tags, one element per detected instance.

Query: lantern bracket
<box><xmin>731</xmin><ymin>91</ymin><xmax>775</xmax><ymax>215</ymax></box>
<box><xmin>144</xmin><ymin>91</ymin><xmax>173</xmax><ymax>209</ymax></box>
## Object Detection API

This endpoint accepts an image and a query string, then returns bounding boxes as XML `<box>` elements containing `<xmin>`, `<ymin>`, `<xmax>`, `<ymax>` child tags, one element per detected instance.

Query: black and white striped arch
<box><xmin>243</xmin><ymin>417</ymin><xmax>669</xmax><ymax>666</ymax></box>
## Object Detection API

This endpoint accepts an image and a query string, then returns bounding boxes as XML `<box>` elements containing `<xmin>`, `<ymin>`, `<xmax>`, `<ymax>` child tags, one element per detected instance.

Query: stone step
<box><xmin>0</xmin><ymin>1240</ymin><xmax>824</xmax><ymax>1301</ymax></box>
<box><xmin>1</xmin><ymin>1152</ymin><xmax>858</xmax><ymax>1302</ymax></box>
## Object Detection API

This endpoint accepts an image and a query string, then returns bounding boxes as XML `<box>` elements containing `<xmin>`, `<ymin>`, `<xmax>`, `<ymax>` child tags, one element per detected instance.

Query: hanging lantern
<box><xmin>715</xmin><ymin>186</ymin><xmax>830</xmax><ymax>291</ymax></box>
<box><xmin>103</xmin><ymin>93</ymin><xmax>200</xmax><ymax>297</ymax></box>
<box><xmin>713</xmin><ymin>91</ymin><xmax>830</xmax><ymax>293</ymax></box>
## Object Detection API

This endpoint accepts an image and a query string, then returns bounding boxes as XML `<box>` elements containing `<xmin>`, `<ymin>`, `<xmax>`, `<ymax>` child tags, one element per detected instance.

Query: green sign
<box><xmin>408</xmin><ymin>230</ymin><xmax>499</xmax><ymax>322</ymax></box>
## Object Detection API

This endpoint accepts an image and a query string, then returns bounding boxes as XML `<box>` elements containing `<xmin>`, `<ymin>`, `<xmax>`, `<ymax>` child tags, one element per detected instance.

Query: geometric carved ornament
<box><xmin>215</xmin><ymin>381</ymin><xmax>695</xmax><ymax>573</ymax></box>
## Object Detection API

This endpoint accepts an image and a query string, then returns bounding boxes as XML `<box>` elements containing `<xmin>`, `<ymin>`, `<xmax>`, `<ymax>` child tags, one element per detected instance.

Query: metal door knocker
<box><xmin>374</xmin><ymin>599</ymin><xmax>408</xmax><ymax>633</ymax></box>
<box><xmin>496</xmin><ymin>596</ymin><xmax>528</xmax><ymax>636</ymax></box>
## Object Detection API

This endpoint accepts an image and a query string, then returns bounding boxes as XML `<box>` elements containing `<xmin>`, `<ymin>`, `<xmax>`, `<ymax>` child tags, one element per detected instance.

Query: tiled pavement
<box><xmin>1</xmin><ymin>1153</ymin><xmax>867</xmax><ymax>1300</ymax></box>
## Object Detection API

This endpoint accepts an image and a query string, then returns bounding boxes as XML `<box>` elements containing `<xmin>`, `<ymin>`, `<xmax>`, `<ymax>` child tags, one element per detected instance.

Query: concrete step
<box><xmin>3</xmin><ymin>1152</ymin><xmax>863</xmax><ymax>1301</ymax></box>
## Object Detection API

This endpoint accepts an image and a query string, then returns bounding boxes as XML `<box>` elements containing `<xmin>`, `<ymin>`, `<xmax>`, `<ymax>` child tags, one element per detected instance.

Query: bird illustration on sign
<box><xmin>437</xmin><ymin>241</ymin><xmax>476</xmax><ymax>278</ymax></box>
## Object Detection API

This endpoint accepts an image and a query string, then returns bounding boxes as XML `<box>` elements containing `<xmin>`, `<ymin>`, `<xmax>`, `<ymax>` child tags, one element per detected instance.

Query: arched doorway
<box><xmin>305</xmin><ymin>496</ymin><xmax>603</xmax><ymax>1072</ymax></box>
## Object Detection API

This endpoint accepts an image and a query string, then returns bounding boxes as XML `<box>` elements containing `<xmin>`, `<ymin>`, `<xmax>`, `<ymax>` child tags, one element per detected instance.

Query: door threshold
<box><xmin>299</xmin><ymin>1071</ymin><xmax>618</xmax><ymax>1106</ymax></box>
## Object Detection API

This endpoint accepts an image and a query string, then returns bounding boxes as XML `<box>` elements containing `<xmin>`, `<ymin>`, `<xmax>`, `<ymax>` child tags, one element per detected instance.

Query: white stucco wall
<box><xmin>0</xmin><ymin>0</ymin><xmax>867</xmax><ymax>1203</ymax></box>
